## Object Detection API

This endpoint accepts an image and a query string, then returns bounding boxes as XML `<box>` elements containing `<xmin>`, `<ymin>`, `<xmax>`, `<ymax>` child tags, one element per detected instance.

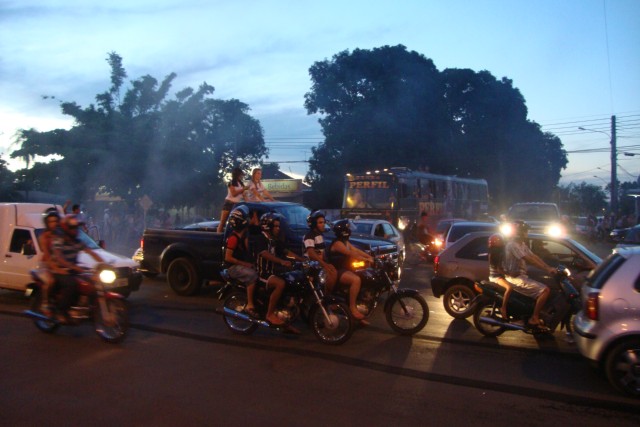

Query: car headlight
<box><xmin>500</xmin><ymin>223</ymin><xmax>514</xmax><ymax>237</ymax></box>
<box><xmin>99</xmin><ymin>268</ymin><xmax>117</xmax><ymax>284</ymax></box>
<box><xmin>546</xmin><ymin>223</ymin><xmax>564</xmax><ymax>238</ymax></box>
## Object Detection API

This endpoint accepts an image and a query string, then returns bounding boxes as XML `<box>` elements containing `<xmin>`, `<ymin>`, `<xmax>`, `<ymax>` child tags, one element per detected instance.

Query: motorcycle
<box><xmin>24</xmin><ymin>264</ymin><xmax>129</xmax><ymax>344</ymax></box>
<box><xmin>216</xmin><ymin>260</ymin><xmax>355</xmax><ymax>345</ymax></box>
<box><xmin>338</xmin><ymin>252</ymin><xmax>429</xmax><ymax>335</ymax></box>
<box><xmin>472</xmin><ymin>265</ymin><xmax>581</xmax><ymax>337</ymax></box>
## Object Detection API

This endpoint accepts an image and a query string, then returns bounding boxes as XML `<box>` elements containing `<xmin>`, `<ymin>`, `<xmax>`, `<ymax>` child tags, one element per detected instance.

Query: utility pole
<box><xmin>610</xmin><ymin>115</ymin><xmax>618</xmax><ymax>215</ymax></box>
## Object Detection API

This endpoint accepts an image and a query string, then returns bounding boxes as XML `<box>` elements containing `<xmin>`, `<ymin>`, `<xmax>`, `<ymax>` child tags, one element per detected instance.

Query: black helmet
<box><xmin>228</xmin><ymin>205</ymin><xmax>249</xmax><ymax>231</ymax></box>
<box><xmin>307</xmin><ymin>210</ymin><xmax>326</xmax><ymax>229</ymax></box>
<box><xmin>260</xmin><ymin>212</ymin><xmax>283</xmax><ymax>233</ymax></box>
<box><xmin>332</xmin><ymin>219</ymin><xmax>352</xmax><ymax>240</ymax></box>
<box><xmin>42</xmin><ymin>208</ymin><xmax>60</xmax><ymax>227</ymax></box>
<box><xmin>513</xmin><ymin>220</ymin><xmax>530</xmax><ymax>238</ymax></box>
<box><xmin>488</xmin><ymin>234</ymin><xmax>505</xmax><ymax>248</ymax></box>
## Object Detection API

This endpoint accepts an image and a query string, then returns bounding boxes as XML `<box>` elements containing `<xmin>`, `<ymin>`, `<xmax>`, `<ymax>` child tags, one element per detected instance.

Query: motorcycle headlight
<box><xmin>99</xmin><ymin>269</ymin><xmax>117</xmax><ymax>284</ymax></box>
<box><xmin>317</xmin><ymin>268</ymin><xmax>327</xmax><ymax>285</ymax></box>
<box><xmin>351</xmin><ymin>260</ymin><xmax>366</xmax><ymax>269</ymax></box>
<box><xmin>434</xmin><ymin>238</ymin><xmax>443</xmax><ymax>248</ymax></box>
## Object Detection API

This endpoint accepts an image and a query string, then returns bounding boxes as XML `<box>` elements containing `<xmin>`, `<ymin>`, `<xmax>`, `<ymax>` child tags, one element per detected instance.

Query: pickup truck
<box><xmin>0</xmin><ymin>203</ymin><xmax>142</xmax><ymax>296</ymax></box>
<box><xmin>138</xmin><ymin>201</ymin><xmax>399</xmax><ymax>296</ymax></box>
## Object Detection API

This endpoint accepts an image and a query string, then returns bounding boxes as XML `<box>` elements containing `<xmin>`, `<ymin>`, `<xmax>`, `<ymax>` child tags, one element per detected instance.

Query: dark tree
<box><xmin>10</xmin><ymin>52</ymin><xmax>266</xmax><ymax>211</ymax></box>
<box><xmin>304</xmin><ymin>45</ymin><xmax>567</xmax><ymax>209</ymax></box>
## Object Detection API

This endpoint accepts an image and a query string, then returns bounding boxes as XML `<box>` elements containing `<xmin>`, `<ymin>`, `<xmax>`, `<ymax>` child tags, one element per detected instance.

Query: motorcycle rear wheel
<box><xmin>309</xmin><ymin>301</ymin><xmax>353</xmax><ymax>345</ymax></box>
<box><xmin>385</xmin><ymin>293</ymin><xmax>429</xmax><ymax>335</ymax></box>
<box><xmin>473</xmin><ymin>298</ymin><xmax>506</xmax><ymax>337</ymax></box>
<box><xmin>30</xmin><ymin>288</ymin><xmax>59</xmax><ymax>333</ymax></box>
<box><xmin>94</xmin><ymin>298</ymin><xmax>129</xmax><ymax>344</ymax></box>
<box><xmin>223</xmin><ymin>292</ymin><xmax>258</xmax><ymax>335</ymax></box>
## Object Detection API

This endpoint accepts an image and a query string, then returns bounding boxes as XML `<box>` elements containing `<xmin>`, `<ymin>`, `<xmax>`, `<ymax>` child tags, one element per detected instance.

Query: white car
<box><xmin>573</xmin><ymin>246</ymin><xmax>640</xmax><ymax>397</ymax></box>
<box><xmin>351</xmin><ymin>219</ymin><xmax>406</xmax><ymax>265</ymax></box>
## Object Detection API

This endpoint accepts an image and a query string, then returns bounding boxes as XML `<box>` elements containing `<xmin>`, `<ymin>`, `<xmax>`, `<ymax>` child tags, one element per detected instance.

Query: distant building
<box><xmin>261</xmin><ymin>169</ymin><xmax>309</xmax><ymax>204</ymax></box>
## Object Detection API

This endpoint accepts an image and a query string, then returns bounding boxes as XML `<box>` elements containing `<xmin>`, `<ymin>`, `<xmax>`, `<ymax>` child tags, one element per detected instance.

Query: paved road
<box><xmin>1</xmin><ymin>249</ymin><xmax>638</xmax><ymax>426</ymax></box>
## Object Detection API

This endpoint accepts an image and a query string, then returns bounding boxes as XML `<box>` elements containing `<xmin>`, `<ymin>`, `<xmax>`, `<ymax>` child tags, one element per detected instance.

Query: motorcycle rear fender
<box><xmin>383</xmin><ymin>288</ymin><xmax>420</xmax><ymax>313</ymax></box>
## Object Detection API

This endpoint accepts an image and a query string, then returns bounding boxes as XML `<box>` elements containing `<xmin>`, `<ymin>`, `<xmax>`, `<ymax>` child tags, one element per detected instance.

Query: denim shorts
<box><xmin>228</xmin><ymin>265</ymin><xmax>258</xmax><ymax>284</ymax></box>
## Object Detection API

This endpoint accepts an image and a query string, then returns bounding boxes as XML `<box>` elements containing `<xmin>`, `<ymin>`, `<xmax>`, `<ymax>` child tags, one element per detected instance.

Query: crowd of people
<box><xmin>222</xmin><ymin>206</ymin><xmax>372</xmax><ymax>330</ymax></box>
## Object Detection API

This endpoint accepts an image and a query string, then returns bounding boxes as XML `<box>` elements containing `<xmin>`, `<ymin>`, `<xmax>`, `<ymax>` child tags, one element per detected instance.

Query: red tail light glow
<box><xmin>433</xmin><ymin>255</ymin><xmax>439</xmax><ymax>274</ymax></box>
<box><xmin>140</xmin><ymin>238</ymin><xmax>144</xmax><ymax>249</ymax></box>
<box><xmin>586</xmin><ymin>292</ymin><xmax>599</xmax><ymax>321</ymax></box>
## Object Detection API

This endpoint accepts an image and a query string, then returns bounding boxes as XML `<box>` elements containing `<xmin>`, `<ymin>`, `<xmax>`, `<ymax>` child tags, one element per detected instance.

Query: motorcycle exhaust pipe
<box><xmin>215</xmin><ymin>307</ymin><xmax>271</xmax><ymax>328</ymax></box>
<box><xmin>479</xmin><ymin>316</ymin><xmax>527</xmax><ymax>332</ymax></box>
<box><xmin>24</xmin><ymin>310</ymin><xmax>53</xmax><ymax>322</ymax></box>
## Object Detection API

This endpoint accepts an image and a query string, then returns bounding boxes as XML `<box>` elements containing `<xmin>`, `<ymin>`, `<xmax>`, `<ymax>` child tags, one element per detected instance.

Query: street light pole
<box><xmin>610</xmin><ymin>115</ymin><xmax>618</xmax><ymax>215</ymax></box>
<box><xmin>578</xmin><ymin>115</ymin><xmax>617</xmax><ymax>214</ymax></box>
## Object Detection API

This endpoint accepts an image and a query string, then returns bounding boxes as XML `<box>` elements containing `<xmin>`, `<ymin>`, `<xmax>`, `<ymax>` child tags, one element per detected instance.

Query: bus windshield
<box><xmin>343</xmin><ymin>182</ymin><xmax>395</xmax><ymax>210</ymax></box>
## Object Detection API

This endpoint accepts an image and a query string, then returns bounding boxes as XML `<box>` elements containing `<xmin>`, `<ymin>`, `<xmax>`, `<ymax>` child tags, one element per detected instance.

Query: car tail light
<box><xmin>433</xmin><ymin>255</ymin><xmax>439</xmax><ymax>274</ymax></box>
<box><xmin>140</xmin><ymin>238</ymin><xmax>144</xmax><ymax>249</ymax></box>
<box><xmin>586</xmin><ymin>292</ymin><xmax>599</xmax><ymax>321</ymax></box>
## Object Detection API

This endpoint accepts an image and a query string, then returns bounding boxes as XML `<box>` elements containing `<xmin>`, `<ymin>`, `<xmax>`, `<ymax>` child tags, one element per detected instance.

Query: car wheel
<box><xmin>167</xmin><ymin>257</ymin><xmax>201</xmax><ymax>296</ymax></box>
<box><xmin>443</xmin><ymin>284</ymin><xmax>476</xmax><ymax>319</ymax></box>
<box><xmin>604</xmin><ymin>338</ymin><xmax>640</xmax><ymax>397</ymax></box>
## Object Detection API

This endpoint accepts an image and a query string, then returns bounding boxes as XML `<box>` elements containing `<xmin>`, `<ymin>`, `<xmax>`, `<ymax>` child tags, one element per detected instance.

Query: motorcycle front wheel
<box><xmin>385</xmin><ymin>293</ymin><xmax>429</xmax><ymax>335</ymax></box>
<box><xmin>222</xmin><ymin>292</ymin><xmax>258</xmax><ymax>335</ymax></box>
<box><xmin>30</xmin><ymin>288</ymin><xmax>59</xmax><ymax>334</ymax></box>
<box><xmin>309</xmin><ymin>301</ymin><xmax>353</xmax><ymax>345</ymax></box>
<box><xmin>94</xmin><ymin>298</ymin><xmax>128</xmax><ymax>343</ymax></box>
<box><xmin>473</xmin><ymin>297</ymin><xmax>506</xmax><ymax>337</ymax></box>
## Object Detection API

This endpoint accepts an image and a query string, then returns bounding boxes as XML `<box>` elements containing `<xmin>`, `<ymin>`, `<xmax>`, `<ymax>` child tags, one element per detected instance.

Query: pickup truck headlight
<box><xmin>545</xmin><ymin>223</ymin><xmax>565</xmax><ymax>238</ymax></box>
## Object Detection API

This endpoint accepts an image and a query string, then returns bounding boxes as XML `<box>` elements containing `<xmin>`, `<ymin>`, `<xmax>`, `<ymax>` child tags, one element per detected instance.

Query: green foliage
<box><xmin>555</xmin><ymin>182</ymin><xmax>608</xmax><ymax>215</ymax></box>
<box><xmin>304</xmin><ymin>45</ymin><xmax>568</xmax><ymax>209</ymax></box>
<box><xmin>10</xmin><ymin>53</ymin><xmax>266</xmax><ymax>211</ymax></box>
<box><xmin>0</xmin><ymin>158</ymin><xmax>19</xmax><ymax>201</ymax></box>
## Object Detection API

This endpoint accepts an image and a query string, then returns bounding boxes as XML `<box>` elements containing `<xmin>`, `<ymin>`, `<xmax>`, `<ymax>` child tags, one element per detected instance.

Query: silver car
<box><xmin>351</xmin><ymin>219</ymin><xmax>406</xmax><ymax>265</ymax></box>
<box><xmin>573</xmin><ymin>246</ymin><xmax>640</xmax><ymax>397</ymax></box>
<box><xmin>431</xmin><ymin>231</ymin><xmax>601</xmax><ymax>319</ymax></box>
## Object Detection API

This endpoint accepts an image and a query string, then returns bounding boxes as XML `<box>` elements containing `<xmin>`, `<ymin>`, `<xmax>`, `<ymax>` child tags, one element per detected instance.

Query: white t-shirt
<box><xmin>246</xmin><ymin>181</ymin><xmax>267</xmax><ymax>202</ymax></box>
<box><xmin>225</xmin><ymin>181</ymin><xmax>245</xmax><ymax>203</ymax></box>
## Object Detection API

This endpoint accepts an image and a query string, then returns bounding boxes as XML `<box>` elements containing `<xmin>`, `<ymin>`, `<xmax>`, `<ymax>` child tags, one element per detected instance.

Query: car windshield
<box><xmin>274</xmin><ymin>205</ymin><xmax>311</xmax><ymax>229</ymax></box>
<box><xmin>352</xmin><ymin>222</ymin><xmax>373</xmax><ymax>234</ymax></box>
<box><xmin>449</xmin><ymin>224</ymin><xmax>496</xmax><ymax>242</ymax></box>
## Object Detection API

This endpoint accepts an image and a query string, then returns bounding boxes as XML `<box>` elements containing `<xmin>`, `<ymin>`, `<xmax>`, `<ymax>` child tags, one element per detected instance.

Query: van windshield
<box><xmin>508</xmin><ymin>205</ymin><xmax>559</xmax><ymax>221</ymax></box>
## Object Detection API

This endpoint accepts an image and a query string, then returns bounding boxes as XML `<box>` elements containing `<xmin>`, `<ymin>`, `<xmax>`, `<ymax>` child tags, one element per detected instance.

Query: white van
<box><xmin>0</xmin><ymin>203</ymin><xmax>142</xmax><ymax>296</ymax></box>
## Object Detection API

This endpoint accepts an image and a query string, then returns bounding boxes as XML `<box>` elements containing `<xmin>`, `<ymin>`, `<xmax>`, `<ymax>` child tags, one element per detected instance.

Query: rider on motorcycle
<box><xmin>50</xmin><ymin>214</ymin><xmax>104</xmax><ymax>322</ymax></box>
<box><xmin>224</xmin><ymin>206</ymin><xmax>259</xmax><ymax>318</ymax></box>
<box><xmin>487</xmin><ymin>234</ymin><xmax>513</xmax><ymax>320</ymax></box>
<box><xmin>254</xmin><ymin>212</ymin><xmax>304</xmax><ymax>327</ymax></box>
<box><xmin>503</xmin><ymin>221</ymin><xmax>555</xmax><ymax>331</ymax></box>
<box><xmin>327</xmin><ymin>219</ymin><xmax>373</xmax><ymax>322</ymax></box>
<box><xmin>37</xmin><ymin>208</ymin><xmax>61</xmax><ymax>314</ymax></box>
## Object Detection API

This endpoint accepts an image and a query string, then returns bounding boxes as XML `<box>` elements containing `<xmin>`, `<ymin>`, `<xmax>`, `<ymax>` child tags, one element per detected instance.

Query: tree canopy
<box><xmin>304</xmin><ymin>45</ymin><xmax>568</xmax><ymax>209</ymax></box>
<box><xmin>10</xmin><ymin>52</ymin><xmax>266</xmax><ymax>210</ymax></box>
